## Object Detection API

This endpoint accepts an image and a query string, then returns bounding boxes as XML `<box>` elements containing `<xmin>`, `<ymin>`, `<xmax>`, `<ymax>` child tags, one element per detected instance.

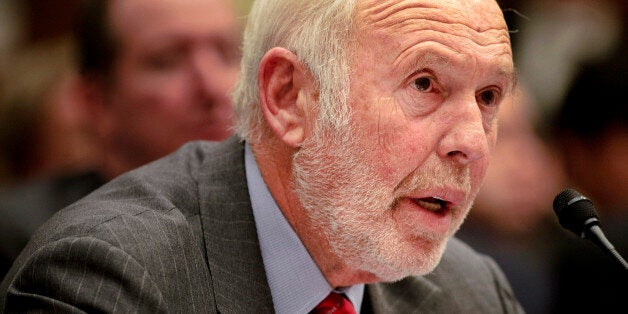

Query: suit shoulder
<box><xmin>20</xmin><ymin>140</ymin><xmax>243</xmax><ymax>251</ymax></box>
<box><xmin>367</xmin><ymin>237</ymin><xmax>523</xmax><ymax>313</ymax></box>
<box><xmin>426</xmin><ymin>237</ymin><xmax>523</xmax><ymax>312</ymax></box>
<box><xmin>429</xmin><ymin>237</ymin><xmax>504</xmax><ymax>285</ymax></box>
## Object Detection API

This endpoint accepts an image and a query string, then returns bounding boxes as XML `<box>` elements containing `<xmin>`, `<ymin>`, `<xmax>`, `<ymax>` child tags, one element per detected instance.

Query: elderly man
<box><xmin>1</xmin><ymin>0</ymin><xmax>523</xmax><ymax>312</ymax></box>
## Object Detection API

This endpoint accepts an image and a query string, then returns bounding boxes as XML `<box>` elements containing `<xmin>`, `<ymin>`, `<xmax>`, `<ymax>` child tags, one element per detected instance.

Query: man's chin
<box><xmin>370</xmin><ymin>262</ymin><xmax>440</xmax><ymax>283</ymax></box>
<box><xmin>361</xmin><ymin>238</ymin><xmax>449</xmax><ymax>282</ymax></box>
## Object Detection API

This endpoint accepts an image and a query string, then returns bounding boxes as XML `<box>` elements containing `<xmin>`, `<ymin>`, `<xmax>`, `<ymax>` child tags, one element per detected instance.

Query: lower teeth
<box><xmin>415</xmin><ymin>199</ymin><xmax>442</xmax><ymax>211</ymax></box>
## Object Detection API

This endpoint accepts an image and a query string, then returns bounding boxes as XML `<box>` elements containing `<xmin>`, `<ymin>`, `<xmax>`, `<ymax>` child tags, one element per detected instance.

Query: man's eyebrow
<box><xmin>499</xmin><ymin>66</ymin><xmax>519</xmax><ymax>91</ymax></box>
<box><xmin>394</xmin><ymin>50</ymin><xmax>451</xmax><ymax>73</ymax></box>
<box><xmin>393</xmin><ymin>47</ymin><xmax>517</xmax><ymax>88</ymax></box>
<box><xmin>416</xmin><ymin>51</ymin><xmax>450</xmax><ymax>68</ymax></box>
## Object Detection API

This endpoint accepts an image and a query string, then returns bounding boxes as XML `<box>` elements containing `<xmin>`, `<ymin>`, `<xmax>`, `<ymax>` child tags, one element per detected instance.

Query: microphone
<box><xmin>553</xmin><ymin>188</ymin><xmax>628</xmax><ymax>270</ymax></box>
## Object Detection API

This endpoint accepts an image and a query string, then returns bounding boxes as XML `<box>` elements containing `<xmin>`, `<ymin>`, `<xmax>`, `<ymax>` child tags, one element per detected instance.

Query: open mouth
<box><xmin>413</xmin><ymin>197</ymin><xmax>449</xmax><ymax>212</ymax></box>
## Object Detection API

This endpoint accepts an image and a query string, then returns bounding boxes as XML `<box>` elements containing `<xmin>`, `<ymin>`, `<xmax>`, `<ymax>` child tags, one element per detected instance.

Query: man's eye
<box><xmin>413</xmin><ymin>77</ymin><xmax>433</xmax><ymax>92</ymax></box>
<box><xmin>214</xmin><ymin>39</ymin><xmax>241</xmax><ymax>66</ymax></box>
<box><xmin>145</xmin><ymin>50</ymin><xmax>184</xmax><ymax>71</ymax></box>
<box><xmin>477</xmin><ymin>89</ymin><xmax>499</xmax><ymax>107</ymax></box>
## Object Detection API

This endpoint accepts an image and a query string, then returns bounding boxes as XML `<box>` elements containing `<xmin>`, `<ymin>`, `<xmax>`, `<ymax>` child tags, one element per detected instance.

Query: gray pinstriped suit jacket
<box><xmin>0</xmin><ymin>137</ymin><xmax>524</xmax><ymax>313</ymax></box>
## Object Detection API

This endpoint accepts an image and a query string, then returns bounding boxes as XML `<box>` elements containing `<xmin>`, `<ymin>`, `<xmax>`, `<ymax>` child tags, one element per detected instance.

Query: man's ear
<box><xmin>258</xmin><ymin>47</ymin><xmax>313</xmax><ymax>148</ymax></box>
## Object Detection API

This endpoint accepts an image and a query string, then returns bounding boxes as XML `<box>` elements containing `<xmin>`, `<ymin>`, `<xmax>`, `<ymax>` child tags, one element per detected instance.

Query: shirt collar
<box><xmin>245</xmin><ymin>143</ymin><xmax>364</xmax><ymax>313</ymax></box>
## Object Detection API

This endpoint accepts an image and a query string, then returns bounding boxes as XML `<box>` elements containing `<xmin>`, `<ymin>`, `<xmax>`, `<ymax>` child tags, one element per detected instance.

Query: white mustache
<box><xmin>393</xmin><ymin>161</ymin><xmax>471</xmax><ymax>205</ymax></box>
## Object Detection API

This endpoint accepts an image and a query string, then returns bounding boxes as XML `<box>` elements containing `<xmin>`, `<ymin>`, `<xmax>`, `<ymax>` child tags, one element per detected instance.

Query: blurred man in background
<box><xmin>77</xmin><ymin>0</ymin><xmax>241</xmax><ymax>179</ymax></box>
<box><xmin>0</xmin><ymin>0</ymin><xmax>243</xmax><ymax>278</ymax></box>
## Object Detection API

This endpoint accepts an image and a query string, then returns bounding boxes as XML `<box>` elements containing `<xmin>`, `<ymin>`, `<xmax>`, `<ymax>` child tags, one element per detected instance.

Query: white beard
<box><xmin>292</xmin><ymin>120</ymin><xmax>473</xmax><ymax>281</ymax></box>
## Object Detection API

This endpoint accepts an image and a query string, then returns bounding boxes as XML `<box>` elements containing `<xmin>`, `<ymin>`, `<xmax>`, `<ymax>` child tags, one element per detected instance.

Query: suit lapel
<box><xmin>196</xmin><ymin>137</ymin><xmax>274</xmax><ymax>312</ymax></box>
<box><xmin>366</xmin><ymin>276</ymin><xmax>442</xmax><ymax>313</ymax></box>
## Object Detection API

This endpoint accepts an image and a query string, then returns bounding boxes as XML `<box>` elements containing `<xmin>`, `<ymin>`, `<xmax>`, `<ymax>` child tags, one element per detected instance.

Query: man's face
<box><xmin>104</xmin><ymin>0</ymin><xmax>240</xmax><ymax>170</ymax></box>
<box><xmin>294</xmin><ymin>0</ymin><xmax>515</xmax><ymax>281</ymax></box>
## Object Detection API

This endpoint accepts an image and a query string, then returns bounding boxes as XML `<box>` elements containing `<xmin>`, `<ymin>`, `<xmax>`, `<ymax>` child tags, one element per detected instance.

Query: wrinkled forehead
<box><xmin>354</xmin><ymin>0</ymin><xmax>510</xmax><ymax>42</ymax></box>
<box><xmin>351</xmin><ymin>0</ymin><xmax>514</xmax><ymax>85</ymax></box>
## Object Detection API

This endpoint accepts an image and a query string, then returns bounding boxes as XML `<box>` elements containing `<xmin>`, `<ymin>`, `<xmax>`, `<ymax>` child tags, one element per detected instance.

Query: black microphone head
<box><xmin>553</xmin><ymin>188</ymin><xmax>599</xmax><ymax>236</ymax></box>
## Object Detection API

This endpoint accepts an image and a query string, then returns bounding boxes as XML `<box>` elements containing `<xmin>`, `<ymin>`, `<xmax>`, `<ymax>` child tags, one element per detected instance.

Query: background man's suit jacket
<box><xmin>0</xmin><ymin>137</ymin><xmax>524</xmax><ymax>313</ymax></box>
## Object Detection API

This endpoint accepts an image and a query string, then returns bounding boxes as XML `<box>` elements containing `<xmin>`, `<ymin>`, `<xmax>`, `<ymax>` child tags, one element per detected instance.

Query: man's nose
<box><xmin>190</xmin><ymin>48</ymin><xmax>236</xmax><ymax>101</ymax></box>
<box><xmin>436</xmin><ymin>96</ymin><xmax>491</xmax><ymax>165</ymax></box>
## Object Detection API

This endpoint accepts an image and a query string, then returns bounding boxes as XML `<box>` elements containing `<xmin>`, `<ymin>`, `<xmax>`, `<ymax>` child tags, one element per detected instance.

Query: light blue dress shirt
<box><xmin>245</xmin><ymin>143</ymin><xmax>364</xmax><ymax>313</ymax></box>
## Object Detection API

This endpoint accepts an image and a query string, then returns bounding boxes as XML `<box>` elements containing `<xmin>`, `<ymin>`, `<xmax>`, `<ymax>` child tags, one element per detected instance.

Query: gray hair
<box><xmin>232</xmin><ymin>0</ymin><xmax>357</xmax><ymax>143</ymax></box>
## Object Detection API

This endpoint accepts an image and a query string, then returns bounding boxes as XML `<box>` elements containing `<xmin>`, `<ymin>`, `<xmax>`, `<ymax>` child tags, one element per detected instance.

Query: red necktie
<box><xmin>310</xmin><ymin>292</ymin><xmax>357</xmax><ymax>314</ymax></box>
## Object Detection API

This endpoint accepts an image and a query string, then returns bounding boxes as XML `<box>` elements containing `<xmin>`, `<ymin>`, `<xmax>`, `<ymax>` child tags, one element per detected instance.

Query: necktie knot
<box><xmin>310</xmin><ymin>292</ymin><xmax>357</xmax><ymax>314</ymax></box>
